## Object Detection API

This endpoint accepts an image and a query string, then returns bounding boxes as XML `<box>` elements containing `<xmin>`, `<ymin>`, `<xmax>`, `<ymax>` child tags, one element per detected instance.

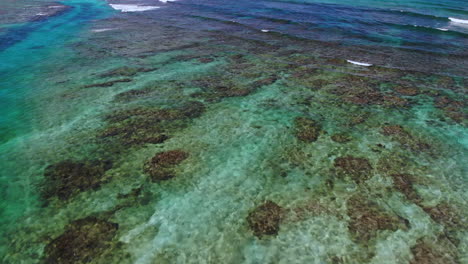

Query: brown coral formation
<box><xmin>392</xmin><ymin>85</ymin><xmax>419</xmax><ymax>96</ymax></box>
<box><xmin>410</xmin><ymin>239</ymin><xmax>458</xmax><ymax>264</ymax></box>
<box><xmin>43</xmin><ymin>216</ymin><xmax>119</xmax><ymax>264</ymax></box>
<box><xmin>144</xmin><ymin>150</ymin><xmax>189</xmax><ymax>182</ymax></box>
<box><xmin>334</xmin><ymin>156</ymin><xmax>372</xmax><ymax>183</ymax></box>
<box><xmin>247</xmin><ymin>201</ymin><xmax>282</xmax><ymax>238</ymax></box>
<box><xmin>433</xmin><ymin>96</ymin><xmax>466</xmax><ymax>123</ymax></box>
<box><xmin>380</xmin><ymin>124</ymin><xmax>431</xmax><ymax>153</ymax></box>
<box><xmin>84</xmin><ymin>78</ymin><xmax>132</xmax><ymax>88</ymax></box>
<box><xmin>41</xmin><ymin>160</ymin><xmax>113</xmax><ymax>201</ymax></box>
<box><xmin>331</xmin><ymin>133</ymin><xmax>352</xmax><ymax>143</ymax></box>
<box><xmin>100</xmin><ymin>101</ymin><xmax>205</xmax><ymax>146</ymax></box>
<box><xmin>422</xmin><ymin>203</ymin><xmax>463</xmax><ymax>229</ymax></box>
<box><xmin>390</xmin><ymin>174</ymin><xmax>421</xmax><ymax>203</ymax></box>
<box><xmin>294</xmin><ymin>117</ymin><xmax>322</xmax><ymax>142</ymax></box>
<box><xmin>346</xmin><ymin>195</ymin><xmax>408</xmax><ymax>243</ymax></box>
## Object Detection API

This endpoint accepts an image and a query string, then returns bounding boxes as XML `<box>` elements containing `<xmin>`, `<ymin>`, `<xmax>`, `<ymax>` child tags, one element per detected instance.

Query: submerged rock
<box><xmin>44</xmin><ymin>216</ymin><xmax>118</xmax><ymax>264</ymax></box>
<box><xmin>247</xmin><ymin>201</ymin><xmax>282</xmax><ymax>238</ymax></box>
<box><xmin>346</xmin><ymin>195</ymin><xmax>408</xmax><ymax>244</ymax></box>
<box><xmin>294</xmin><ymin>117</ymin><xmax>322</xmax><ymax>142</ymax></box>
<box><xmin>41</xmin><ymin>160</ymin><xmax>112</xmax><ymax>201</ymax></box>
<box><xmin>144</xmin><ymin>150</ymin><xmax>189</xmax><ymax>182</ymax></box>
<box><xmin>334</xmin><ymin>156</ymin><xmax>372</xmax><ymax>183</ymax></box>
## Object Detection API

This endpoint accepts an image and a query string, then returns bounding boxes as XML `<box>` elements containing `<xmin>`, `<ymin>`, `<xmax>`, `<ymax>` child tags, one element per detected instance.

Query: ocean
<box><xmin>0</xmin><ymin>0</ymin><xmax>467</xmax><ymax>263</ymax></box>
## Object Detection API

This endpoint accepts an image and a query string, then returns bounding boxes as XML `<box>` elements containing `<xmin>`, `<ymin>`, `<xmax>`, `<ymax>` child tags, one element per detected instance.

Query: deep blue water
<box><xmin>163</xmin><ymin>0</ymin><xmax>468</xmax><ymax>54</ymax></box>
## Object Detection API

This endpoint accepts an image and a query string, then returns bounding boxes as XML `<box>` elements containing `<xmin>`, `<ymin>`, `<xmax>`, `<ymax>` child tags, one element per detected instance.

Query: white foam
<box><xmin>346</xmin><ymin>60</ymin><xmax>373</xmax><ymax>67</ymax></box>
<box><xmin>92</xmin><ymin>28</ymin><xmax>114</xmax><ymax>33</ymax></box>
<box><xmin>261</xmin><ymin>29</ymin><xmax>269</xmax><ymax>33</ymax></box>
<box><xmin>109</xmin><ymin>4</ymin><xmax>160</xmax><ymax>12</ymax></box>
<box><xmin>36</xmin><ymin>12</ymin><xmax>47</xmax><ymax>16</ymax></box>
<box><xmin>159</xmin><ymin>0</ymin><xmax>176</xmax><ymax>3</ymax></box>
<box><xmin>436</xmin><ymin>28</ymin><xmax>449</xmax><ymax>31</ymax></box>
<box><xmin>449</xmin><ymin>17</ymin><xmax>468</xmax><ymax>24</ymax></box>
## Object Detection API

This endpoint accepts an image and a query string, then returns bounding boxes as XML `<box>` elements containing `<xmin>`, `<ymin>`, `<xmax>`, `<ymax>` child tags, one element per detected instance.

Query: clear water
<box><xmin>0</xmin><ymin>0</ymin><xmax>467</xmax><ymax>263</ymax></box>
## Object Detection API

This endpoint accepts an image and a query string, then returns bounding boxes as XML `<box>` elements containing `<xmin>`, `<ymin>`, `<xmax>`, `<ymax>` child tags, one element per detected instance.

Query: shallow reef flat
<box><xmin>0</xmin><ymin>1</ymin><xmax>467</xmax><ymax>263</ymax></box>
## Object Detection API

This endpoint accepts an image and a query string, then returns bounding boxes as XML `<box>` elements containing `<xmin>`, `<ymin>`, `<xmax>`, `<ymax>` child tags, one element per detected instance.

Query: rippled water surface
<box><xmin>0</xmin><ymin>0</ymin><xmax>467</xmax><ymax>263</ymax></box>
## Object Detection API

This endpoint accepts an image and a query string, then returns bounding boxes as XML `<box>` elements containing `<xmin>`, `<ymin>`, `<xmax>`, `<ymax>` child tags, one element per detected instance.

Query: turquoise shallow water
<box><xmin>0</xmin><ymin>0</ymin><xmax>467</xmax><ymax>263</ymax></box>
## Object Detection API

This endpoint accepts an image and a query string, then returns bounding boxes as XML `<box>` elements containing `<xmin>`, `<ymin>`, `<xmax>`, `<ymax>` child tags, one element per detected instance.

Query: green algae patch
<box><xmin>294</xmin><ymin>117</ymin><xmax>322</xmax><ymax>143</ymax></box>
<box><xmin>41</xmin><ymin>160</ymin><xmax>113</xmax><ymax>201</ymax></box>
<box><xmin>43</xmin><ymin>216</ymin><xmax>119</xmax><ymax>264</ymax></box>
<box><xmin>334</xmin><ymin>156</ymin><xmax>372</xmax><ymax>183</ymax></box>
<box><xmin>346</xmin><ymin>195</ymin><xmax>409</xmax><ymax>244</ymax></box>
<box><xmin>247</xmin><ymin>201</ymin><xmax>283</xmax><ymax>238</ymax></box>
<box><xmin>144</xmin><ymin>150</ymin><xmax>189</xmax><ymax>182</ymax></box>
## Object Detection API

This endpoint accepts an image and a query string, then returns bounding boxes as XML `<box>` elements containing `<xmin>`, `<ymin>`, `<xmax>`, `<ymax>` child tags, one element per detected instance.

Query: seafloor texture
<box><xmin>0</xmin><ymin>0</ymin><xmax>467</xmax><ymax>263</ymax></box>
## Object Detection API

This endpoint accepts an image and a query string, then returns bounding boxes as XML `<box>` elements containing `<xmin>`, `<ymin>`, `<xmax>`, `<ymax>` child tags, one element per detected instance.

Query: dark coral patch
<box><xmin>113</xmin><ymin>88</ymin><xmax>152</xmax><ymax>102</ymax></box>
<box><xmin>346</xmin><ymin>195</ymin><xmax>408</xmax><ymax>243</ymax></box>
<box><xmin>390</xmin><ymin>174</ymin><xmax>421</xmax><ymax>203</ymax></box>
<box><xmin>84</xmin><ymin>78</ymin><xmax>132</xmax><ymax>88</ymax></box>
<box><xmin>294</xmin><ymin>117</ymin><xmax>322</xmax><ymax>142</ymax></box>
<box><xmin>331</xmin><ymin>133</ymin><xmax>352</xmax><ymax>143</ymax></box>
<box><xmin>41</xmin><ymin>160</ymin><xmax>112</xmax><ymax>201</ymax></box>
<box><xmin>44</xmin><ymin>216</ymin><xmax>118</xmax><ymax>264</ymax></box>
<box><xmin>410</xmin><ymin>239</ymin><xmax>458</xmax><ymax>264</ymax></box>
<box><xmin>144</xmin><ymin>150</ymin><xmax>189</xmax><ymax>182</ymax></box>
<box><xmin>100</xmin><ymin>101</ymin><xmax>204</xmax><ymax>146</ymax></box>
<box><xmin>99</xmin><ymin>66</ymin><xmax>156</xmax><ymax>78</ymax></box>
<box><xmin>433</xmin><ymin>96</ymin><xmax>466</xmax><ymax>124</ymax></box>
<box><xmin>334</xmin><ymin>156</ymin><xmax>372</xmax><ymax>183</ymax></box>
<box><xmin>393</xmin><ymin>85</ymin><xmax>419</xmax><ymax>96</ymax></box>
<box><xmin>422</xmin><ymin>203</ymin><xmax>463</xmax><ymax>229</ymax></box>
<box><xmin>247</xmin><ymin>201</ymin><xmax>282</xmax><ymax>238</ymax></box>
<box><xmin>380</xmin><ymin>125</ymin><xmax>431</xmax><ymax>153</ymax></box>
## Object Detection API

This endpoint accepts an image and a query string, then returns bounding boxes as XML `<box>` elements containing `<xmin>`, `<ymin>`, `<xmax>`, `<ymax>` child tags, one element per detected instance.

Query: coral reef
<box><xmin>43</xmin><ymin>216</ymin><xmax>119</xmax><ymax>264</ymax></box>
<box><xmin>334</xmin><ymin>156</ymin><xmax>372</xmax><ymax>183</ymax></box>
<box><xmin>346</xmin><ymin>195</ymin><xmax>409</xmax><ymax>244</ymax></box>
<box><xmin>144</xmin><ymin>150</ymin><xmax>189</xmax><ymax>182</ymax></box>
<box><xmin>380</xmin><ymin>125</ymin><xmax>431</xmax><ymax>153</ymax></box>
<box><xmin>293</xmin><ymin>117</ymin><xmax>322</xmax><ymax>142</ymax></box>
<box><xmin>247</xmin><ymin>201</ymin><xmax>282</xmax><ymax>238</ymax></box>
<box><xmin>392</xmin><ymin>85</ymin><xmax>419</xmax><ymax>96</ymax></box>
<box><xmin>410</xmin><ymin>239</ymin><xmax>458</xmax><ymax>264</ymax></box>
<box><xmin>83</xmin><ymin>78</ymin><xmax>132</xmax><ymax>88</ymax></box>
<box><xmin>330</xmin><ymin>133</ymin><xmax>352</xmax><ymax>143</ymax></box>
<box><xmin>41</xmin><ymin>160</ymin><xmax>113</xmax><ymax>201</ymax></box>
<box><xmin>390</xmin><ymin>174</ymin><xmax>421</xmax><ymax>203</ymax></box>
<box><xmin>433</xmin><ymin>96</ymin><xmax>466</xmax><ymax>124</ymax></box>
<box><xmin>99</xmin><ymin>66</ymin><xmax>156</xmax><ymax>78</ymax></box>
<box><xmin>100</xmin><ymin>101</ymin><xmax>205</xmax><ymax>146</ymax></box>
